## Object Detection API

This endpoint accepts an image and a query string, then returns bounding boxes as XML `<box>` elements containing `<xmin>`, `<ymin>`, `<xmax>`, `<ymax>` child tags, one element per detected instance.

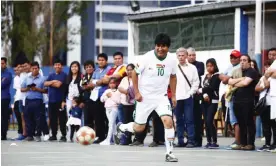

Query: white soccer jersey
<box><xmin>135</xmin><ymin>50</ymin><xmax>177</xmax><ymax>104</ymax></box>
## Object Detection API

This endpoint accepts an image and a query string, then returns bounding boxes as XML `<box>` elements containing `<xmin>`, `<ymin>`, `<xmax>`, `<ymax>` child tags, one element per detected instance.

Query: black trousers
<box><xmin>83</xmin><ymin>99</ymin><xmax>95</xmax><ymax>129</ymax></box>
<box><xmin>122</xmin><ymin>104</ymin><xmax>135</xmax><ymax>143</ymax></box>
<box><xmin>260</xmin><ymin>106</ymin><xmax>276</xmax><ymax>145</ymax></box>
<box><xmin>14</xmin><ymin>100</ymin><xmax>23</xmax><ymax>135</ymax></box>
<box><xmin>1</xmin><ymin>99</ymin><xmax>11</xmax><ymax>138</ymax></box>
<box><xmin>194</xmin><ymin>98</ymin><xmax>203</xmax><ymax>145</ymax></box>
<box><xmin>70</xmin><ymin>125</ymin><xmax>80</xmax><ymax>140</ymax></box>
<box><xmin>203</xmin><ymin>102</ymin><xmax>218</xmax><ymax>143</ymax></box>
<box><xmin>233</xmin><ymin>101</ymin><xmax>255</xmax><ymax>146</ymax></box>
<box><xmin>24</xmin><ymin>99</ymin><xmax>43</xmax><ymax>137</ymax></box>
<box><xmin>94</xmin><ymin>99</ymin><xmax>108</xmax><ymax>141</ymax></box>
<box><xmin>49</xmin><ymin>102</ymin><xmax>67</xmax><ymax>137</ymax></box>
<box><xmin>134</xmin><ymin>111</ymin><xmax>165</xmax><ymax>143</ymax></box>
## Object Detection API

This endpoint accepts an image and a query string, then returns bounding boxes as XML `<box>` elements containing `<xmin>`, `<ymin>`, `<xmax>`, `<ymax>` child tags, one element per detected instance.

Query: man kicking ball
<box><xmin>115</xmin><ymin>33</ymin><xmax>178</xmax><ymax>162</ymax></box>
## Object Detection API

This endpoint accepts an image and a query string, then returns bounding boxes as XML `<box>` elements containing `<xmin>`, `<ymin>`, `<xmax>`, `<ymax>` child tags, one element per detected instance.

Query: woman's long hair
<box><xmin>68</xmin><ymin>61</ymin><xmax>82</xmax><ymax>84</ymax></box>
<box><xmin>206</xmin><ymin>58</ymin><xmax>219</xmax><ymax>74</ymax></box>
<box><xmin>251</xmin><ymin>59</ymin><xmax>261</xmax><ymax>77</ymax></box>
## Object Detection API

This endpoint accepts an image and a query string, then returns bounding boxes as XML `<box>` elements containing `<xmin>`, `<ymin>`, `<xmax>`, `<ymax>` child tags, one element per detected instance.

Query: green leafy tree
<box><xmin>1</xmin><ymin>1</ymin><xmax>88</xmax><ymax>66</ymax></box>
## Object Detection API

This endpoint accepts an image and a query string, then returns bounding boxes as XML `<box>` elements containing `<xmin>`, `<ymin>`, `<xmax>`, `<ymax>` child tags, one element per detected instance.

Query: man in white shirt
<box><xmin>265</xmin><ymin>48</ymin><xmax>276</xmax><ymax>121</ymax></box>
<box><xmin>116</xmin><ymin>33</ymin><xmax>178</xmax><ymax>162</ymax></box>
<box><xmin>175</xmin><ymin>47</ymin><xmax>199</xmax><ymax>148</ymax></box>
<box><xmin>13</xmin><ymin>64</ymin><xmax>26</xmax><ymax>140</ymax></box>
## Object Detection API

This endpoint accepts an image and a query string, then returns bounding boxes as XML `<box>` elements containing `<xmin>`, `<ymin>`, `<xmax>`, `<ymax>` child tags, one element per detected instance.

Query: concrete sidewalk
<box><xmin>1</xmin><ymin>131</ymin><xmax>275</xmax><ymax>166</ymax></box>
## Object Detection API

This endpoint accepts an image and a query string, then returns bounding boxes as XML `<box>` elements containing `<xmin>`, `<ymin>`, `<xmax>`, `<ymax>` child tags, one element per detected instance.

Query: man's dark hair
<box><xmin>1</xmin><ymin>57</ymin><xmax>7</xmax><ymax>63</ymax></box>
<box><xmin>113</xmin><ymin>51</ymin><xmax>123</xmax><ymax>58</ymax></box>
<box><xmin>268</xmin><ymin>48</ymin><xmax>276</xmax><ymax>54</ymax></box>
<box><xmin>241</xmin><ymin>54</ymin><xmax>251</xmax><ymax>63</ymax></box>
<box><xmin>31</xmin><ymin>61</ymin><xmax>40</xmax><ymax>68</ymax></box>
<box><xmin>155</xmin><ymin>33</ymin><xmax>171</xmax><ymax>48</ymax></box>
<box><xmin>53</xmin><ymin>58</ymin><xmax>63</xmax><ymax>65</ymax></box>
<box><xmin>264</xmin><ymin>59</ymin><xmax>273</xmax><ymax>66</ymax></box>
<box><xmin>98</xmin><ymin>53</ymin><xmax>108</xmax><ymax>61</ymax></box>
<box><xmin>84</xmin><ymin>60</ymin><xmax>95</xmax><ymax>69</ymax></box>
<box><xmin>24</xmin><ymin>58</ymin><xmax>30</xmax><ymax>64</ymax></box>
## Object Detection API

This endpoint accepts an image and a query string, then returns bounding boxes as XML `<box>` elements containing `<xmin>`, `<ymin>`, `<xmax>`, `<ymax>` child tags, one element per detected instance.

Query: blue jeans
<box><xmin>229</xmin><ymin>101</ymin><xmax>238</xmax><ymax>126</ymax></box>
<box><xmin>117</xmin><ymin>104</ymin><xmax>124</xmax><ymax>123</ymax></box>
<box><xmin>255</xmin><ymin>116</ymin><xmax>263</xmax><ymax>138</ymax></box>
<box><xmin>175</xmin><ymin>97</ymin><xmax>195</xmax><ymax>144</ymax></box>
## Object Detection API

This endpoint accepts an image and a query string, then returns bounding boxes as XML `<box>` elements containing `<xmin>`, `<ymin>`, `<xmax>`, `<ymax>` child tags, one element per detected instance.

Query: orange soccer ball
<box><xmin>76</xmin><ymin>126</ymin><xmax>96</xmax><ymax>145</ymax></box>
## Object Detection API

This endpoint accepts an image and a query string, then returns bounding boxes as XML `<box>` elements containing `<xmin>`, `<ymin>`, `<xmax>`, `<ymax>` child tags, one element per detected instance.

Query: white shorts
<box><xmin>271</xmin><ymin>96</ymin><xmax>276</xmax><ymax>120</ymax></box>
<box><xmin>134</xmin><ymin>101</ymin><xmax>172</xmax><ymax>124</ymax></box>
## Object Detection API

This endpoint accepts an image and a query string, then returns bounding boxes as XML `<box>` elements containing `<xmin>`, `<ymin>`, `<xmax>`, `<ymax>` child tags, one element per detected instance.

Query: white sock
<box><xmin>119</xmin><ymin>122</ymin><xmax>134</xmax><ymax>133</ymax></box>
<box><xmin>165</xmin><ymin>128</ymin><xmax>175</xmax><ymax>154</ymax></box>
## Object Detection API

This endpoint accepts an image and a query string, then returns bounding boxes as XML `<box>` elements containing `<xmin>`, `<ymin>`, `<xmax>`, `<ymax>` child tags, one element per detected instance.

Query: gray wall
<box><xmin>248</xmin><ymin>13</ymin><xmax>276</xmax><ymax>58</ymax></box>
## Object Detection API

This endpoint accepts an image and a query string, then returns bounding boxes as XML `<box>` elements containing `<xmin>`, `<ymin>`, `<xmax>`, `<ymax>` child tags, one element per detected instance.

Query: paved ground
<box><xmin>2</xmin><ymin>131</ymin><xmax>276</xmax><ymax>166</ymax></box>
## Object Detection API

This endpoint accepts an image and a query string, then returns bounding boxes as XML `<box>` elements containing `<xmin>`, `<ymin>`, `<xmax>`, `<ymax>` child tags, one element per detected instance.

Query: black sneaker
<box><xmin>49</xmin><ymin>136</ymin><xmax>57</xmax><ymax>141</ymax></box>
<box><xmin>1</xmin><ymin>136</ymin><xmax>7</xmax><ymax>140</ymax></box>
<box><xmin>175</xmin><ymin>142</ymin><xmax>187</xmax><ymax>147</ymax></box>
<box><xmin>24</xmin><ymin>137</ymin><xmax>34</xmax><ymax>141</ymax></box>
<box><xmin>70</xmin><ymin>138</ymin><xmax>74</xmax><ymax>143</ymax></box>
<box><xmin>194</xmin><ymin>143</ymin><xmax>202</xmax><ymax>147</ymax></box>
<box><xmin>148</xmin><ymin>141</ymin><xmax>159</xmax><ymax>147</ymax></box>
<box><xmin>267</xmin><ymin>145</ymin><xmax>276</xmax><ymax>152</ymax></box>
<box><xmin>204</xmin><ymin>142</ymin><xmax>211</xmax><ymax>149</ymax></box>
<box><xmin>165</xmin><ymin>152</ymin><xmax>178</xmax><ymax>162</ymax></box>
<box><xmin>35</xmin><ymin>136</ymin><xmax>41</xmax><ymax>142</ymax></box>
<box><xmin>186</xmin><ymin>143</ymin><xmax>195</xmax><ymax>148</ymax></box>
<box><xmin>129</xmin><ymin>141</ymin><xmax>144</xmax><ymax>147</ymax></box>
<box><xmin>257</xmin><ymin>145</ymin><xmax>271</xmax><ymax>152</ymax></box>
<box><xmin>59</xmin><ymin>136</ymin><xmax>67</xmax><ymax>142</ymax></box>
<box><xmin>209</xmin><ymin>143</ymin><xmax>219</xmax><ymax>149</ymax></box>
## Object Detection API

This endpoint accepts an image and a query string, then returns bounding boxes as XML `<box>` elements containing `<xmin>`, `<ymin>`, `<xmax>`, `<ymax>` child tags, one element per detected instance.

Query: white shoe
<box><xmin>44</xmin><ymin>134</ymin><xmax>50</xmax><ymax>141</ymax></box>
<box><xmin>261</xmin><ymin>137</ymin><xmax>266</xmax><ymax>141</ymax></box>
<box><xmin>100</xmin><ymin>140</ymin><xmax>111</xmax><ymax>145</ymax></box>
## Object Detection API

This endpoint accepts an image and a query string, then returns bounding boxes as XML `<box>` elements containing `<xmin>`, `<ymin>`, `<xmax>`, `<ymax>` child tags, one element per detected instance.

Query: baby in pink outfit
<box><xmin>100</xmin><ymin>78</ymin><xmax>121</xmax><ymax>145</ymax></box>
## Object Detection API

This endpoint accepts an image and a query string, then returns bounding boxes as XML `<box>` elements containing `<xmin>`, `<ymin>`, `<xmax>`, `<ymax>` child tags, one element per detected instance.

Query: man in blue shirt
<box><xmin>21</xmin><ymin>62</ymin><xmax>46</xmax><ymax>142</ymax></box>
<box><xmin>1</xmin><ymin>57</ymin><xmax>12</xmax><ymax>140</ymax></box>
<box><xmin>89</xmin><ymin>53</ymin><xmax>111</xmax><ymax>143</ymax></box>
<box><xmin>44</xmin><ymin>58</ymin><xmax>67</xmax><ymax>142</ymax></box>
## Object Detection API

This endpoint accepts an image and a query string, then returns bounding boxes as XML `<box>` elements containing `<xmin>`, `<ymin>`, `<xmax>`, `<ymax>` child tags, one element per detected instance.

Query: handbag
<box><xmin>126</xmin><ymin>78</ymin><xmax>135</xmax><ymax>104</ymax></box>
<box><xmin>254</xmin><ymin>88</ymin><xmax>269</xmax><ymax>116</ymax></box>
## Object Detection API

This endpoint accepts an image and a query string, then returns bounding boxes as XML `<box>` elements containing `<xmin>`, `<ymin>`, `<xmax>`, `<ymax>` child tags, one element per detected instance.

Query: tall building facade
<box><xmin>68</xmin><ymin>0</ymin><xmax>224</xmax><ymax>65</ymax></box>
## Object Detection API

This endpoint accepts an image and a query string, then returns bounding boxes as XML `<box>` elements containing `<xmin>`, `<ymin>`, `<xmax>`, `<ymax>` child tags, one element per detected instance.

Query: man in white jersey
<box><xmin>115</xmin><ymin>33</ymin><xmax>178</xmax><ymax>162</ymax></box>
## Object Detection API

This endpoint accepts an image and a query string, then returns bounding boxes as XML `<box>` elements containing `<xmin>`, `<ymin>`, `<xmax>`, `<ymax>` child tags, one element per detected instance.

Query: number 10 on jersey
<box><xmin>158</xmin><ymin>68</ymin><xmax>164</xmax><ymax>76</ymax></box>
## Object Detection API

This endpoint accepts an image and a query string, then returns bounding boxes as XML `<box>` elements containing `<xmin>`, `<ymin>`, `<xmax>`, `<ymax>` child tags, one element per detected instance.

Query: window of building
<box><xmin>160</xmin><ymin>1</ymin><xmax>191</xmax><ymax>7</ymax></box>
<box><xmin>96</xmin><ymin>29</ymin><xmax>128</xmax><ymax>40</ymax></box>
<box><xmin>136</xmin><ymin>14</ymin><xmax>234</xmax><ymax>55</ymax></box>
<box><xmin>96</xmin><ymin>1</ymin><xmax>129</xmax><ymax>6</ymax></box>
<box><xmin>96</xmin><ymin>13</ymin><xmax>126</xmax><ymax>23</ymax></box>
<box><xmin>96</xmin><ymin>46</ymin><xmax>128</xmax><ymax>57</ymax></box>
<box><xmin>139</xmin><ymin>1</ymin><xmax>159</xmax><ymax>7</ymax></box>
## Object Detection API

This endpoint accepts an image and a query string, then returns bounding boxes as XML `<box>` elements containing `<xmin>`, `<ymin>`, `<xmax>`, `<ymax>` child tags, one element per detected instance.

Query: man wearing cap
<box><xmin>219</xmin><ymin>50</ymin><xmax>241</xmax><ymax>149</ymax></box>
<box><xmin>187</xmin><ymin>47</ymin><xmax>204</xmax><ymax>147</ymax></box>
